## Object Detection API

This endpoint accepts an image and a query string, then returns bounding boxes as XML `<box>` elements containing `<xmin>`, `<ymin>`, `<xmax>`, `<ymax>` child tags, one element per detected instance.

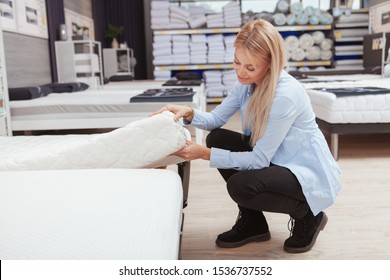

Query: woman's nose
<box><xmin>236</xmin><ymin>66</ymin><xmax>245</xmax><ymax>76</ymax></box>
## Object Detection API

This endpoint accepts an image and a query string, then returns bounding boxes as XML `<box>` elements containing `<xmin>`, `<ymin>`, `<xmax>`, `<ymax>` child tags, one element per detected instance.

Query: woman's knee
<box><xmin>206</xmin><ymin>128</ymin><xmax>224</xmax><ymax>148</ymax></box>
<box><xmin>226</xmin><ymin>172</ymin><xmax>257</xmax><ymax>204</ymax></box>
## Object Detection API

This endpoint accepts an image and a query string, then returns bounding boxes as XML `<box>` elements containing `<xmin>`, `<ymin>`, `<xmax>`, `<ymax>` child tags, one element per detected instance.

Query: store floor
<box><xmin>177</xmin><ymin>105</ymin><xmax>390</xmax><ymax>260</ymax></box>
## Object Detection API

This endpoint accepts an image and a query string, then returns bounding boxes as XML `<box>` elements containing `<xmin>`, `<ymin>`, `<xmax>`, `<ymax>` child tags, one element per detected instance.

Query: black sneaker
<box><xmin>283</xmin><ymin>211</ymin><xmax>328</xmax><ymax>253</ymax></box>
<box><xmin>216</xmin><ymin>209</ymin><xmax>271</xmax><ymax>248</ymax></box>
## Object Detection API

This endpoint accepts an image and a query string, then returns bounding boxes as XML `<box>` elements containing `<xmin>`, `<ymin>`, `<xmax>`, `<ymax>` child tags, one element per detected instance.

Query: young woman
<box><xmin>153</xmin><ymin>19</ymin><xmax>341</xmax><ymax>253</ymax></box>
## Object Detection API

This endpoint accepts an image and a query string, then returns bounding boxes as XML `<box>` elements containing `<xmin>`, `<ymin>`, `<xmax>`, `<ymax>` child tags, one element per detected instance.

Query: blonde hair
<box><xmin>234</xmin><ymin>19</ymin><xmax>286</xmax><ymax>146</ymax></box>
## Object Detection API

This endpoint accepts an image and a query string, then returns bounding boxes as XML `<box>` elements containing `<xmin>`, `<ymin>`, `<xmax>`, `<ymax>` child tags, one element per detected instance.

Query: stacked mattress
<box><xmin>303</xmin><ymin>75</ymin><xmax>390</xmax><ymax>124</ymax></box>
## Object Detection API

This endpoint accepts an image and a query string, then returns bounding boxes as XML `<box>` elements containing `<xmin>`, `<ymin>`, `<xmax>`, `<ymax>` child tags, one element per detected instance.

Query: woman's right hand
<box><xmin>150</xmin><ymin>104</ymin><xmax>194</xmax><ymax>122</ymax></box>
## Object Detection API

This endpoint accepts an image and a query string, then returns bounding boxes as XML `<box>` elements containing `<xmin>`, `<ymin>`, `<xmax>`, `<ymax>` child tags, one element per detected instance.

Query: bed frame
<box><xmin>9</xmin><ymin>80</ymin><xmax>206</xmax><ymax>145</ymax></box>
<box><xmin>316</xmin><ymin>118</ymin><xmax>390</xmax><ymax>160</ymax></box>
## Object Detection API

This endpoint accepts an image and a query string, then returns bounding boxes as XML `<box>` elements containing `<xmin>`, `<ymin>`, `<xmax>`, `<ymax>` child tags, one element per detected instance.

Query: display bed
<box><xmin>303</xmin><ymin>75</ymin><xmax>390</xmax><ymax>159</ymax></box>
<box><xmin>0</xmin><ymin>169</ymin><xmax>183</xmax><ymax>260</ymax></box>
<box><xmin>8</xmin><ymin>80</ymin><xmax>205</xmax><ymax>144</ymax></box>
<box><xmin>0</xmin><ymin>112</ymin><xmax>191</xmax><ymax>206</ymax></box>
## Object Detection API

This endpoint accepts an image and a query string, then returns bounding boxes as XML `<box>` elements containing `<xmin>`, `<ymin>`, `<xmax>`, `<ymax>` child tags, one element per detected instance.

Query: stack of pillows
<box><xmin>8</xmin><ymin>82</ymin><xmax>89</xmax><ymax>101</ymax></box>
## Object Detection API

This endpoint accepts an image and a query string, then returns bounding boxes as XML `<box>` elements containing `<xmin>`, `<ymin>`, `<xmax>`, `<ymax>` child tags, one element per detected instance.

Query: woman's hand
<box><xmin>150</xmin><ymin>104</ymin><xmax>194</xmax><ymax>122</ymax></box>
<box><xmin>173</xmin><ymin>140</ymin><xmax>210</xmax><ymax>161</ymax></box>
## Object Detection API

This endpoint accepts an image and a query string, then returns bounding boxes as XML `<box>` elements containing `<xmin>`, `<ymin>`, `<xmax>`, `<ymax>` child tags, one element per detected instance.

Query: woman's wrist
<box><xmin>183</xmin><ymin>105</ymin><xmax>194</xmax><ymax>120</ymax></box>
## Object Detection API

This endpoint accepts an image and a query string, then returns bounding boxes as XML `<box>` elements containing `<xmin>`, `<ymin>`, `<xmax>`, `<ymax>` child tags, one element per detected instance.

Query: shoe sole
<box><xmin>283</xmin><ymin>212</ymin><xmax>328</xmax><ymax>254</ymax></box>
<box><xmin>215</xmin><ymin>231</ymin><xmax>271</xmax><ymax>248</ymax></box>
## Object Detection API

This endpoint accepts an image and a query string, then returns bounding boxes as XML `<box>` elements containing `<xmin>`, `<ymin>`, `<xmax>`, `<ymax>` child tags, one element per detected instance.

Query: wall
<box><xmin>3</xmin><ymin>32</ymin><xmax>51</xmax><ymax>87</ymax></box>
<box><xmin>64</xmin><ymin>0</ymin><xmax>92</xmax><ymax>18</ymax></box>
<box><xmin>369</xmin><ymin>0</ymin><xmax>389</xmax><ymax>7</ymax></box>
<box><xmin>3</xmin><ymin>0</ymin><xmax>93</xmax><ymax>88</ymax></box>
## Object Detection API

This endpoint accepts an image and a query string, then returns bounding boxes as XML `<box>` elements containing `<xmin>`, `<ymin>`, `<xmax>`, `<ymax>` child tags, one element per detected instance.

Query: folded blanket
<box><xmin>0</xmin><ymin>112</ymin><xmax>190</xmax><ymax>171</ymax></box>
<box><xmin>8</xmin><ymin>86</ymin><xmax>51</xmax><ymax>101</ymax></box>
<box><xmin>9</xmin><ymin>83</ymin><xmax>90</xmax><ymax>101</ymax></box>
<box><xmin>42</xmin><ymin>82</ymin><xmax>89</xmax><ymax>93</ymax></box>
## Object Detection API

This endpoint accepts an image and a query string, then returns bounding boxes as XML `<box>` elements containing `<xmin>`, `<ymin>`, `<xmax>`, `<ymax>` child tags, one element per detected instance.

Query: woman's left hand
<box><xmin>173</xmin><ymin>140</ymin><xmax>210</xmax><ymax>161</ymax></box>
<box><xmin>150</xmin><ymin>104</ymin><xmax>193</xmax><ymax>122</ymax></box>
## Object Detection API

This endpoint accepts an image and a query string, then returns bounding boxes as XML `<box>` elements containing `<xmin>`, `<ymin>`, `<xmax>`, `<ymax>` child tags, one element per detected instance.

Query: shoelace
<box><xmin>288</xmin><ymin>217</ymin><xmax>295</xmax><ymax>237</ymax></box>
<box><xmin>288</xmin><ymin>217</ymin><xmax>309</xmax><ymax>237</ymax></box>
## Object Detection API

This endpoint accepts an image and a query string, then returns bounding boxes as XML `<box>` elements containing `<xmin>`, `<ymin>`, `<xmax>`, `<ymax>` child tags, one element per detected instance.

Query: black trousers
<box><xmin>206</xmin><ymin>128</ymin><xmax>310</xmax><ymax>219</ymax></box>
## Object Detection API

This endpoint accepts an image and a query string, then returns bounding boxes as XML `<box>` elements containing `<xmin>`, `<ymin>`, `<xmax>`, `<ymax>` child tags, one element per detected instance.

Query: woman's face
<box><xmin>233</xmin><ymin>47</ymin><xmax>269</xmax><ymax>86</ymax></box>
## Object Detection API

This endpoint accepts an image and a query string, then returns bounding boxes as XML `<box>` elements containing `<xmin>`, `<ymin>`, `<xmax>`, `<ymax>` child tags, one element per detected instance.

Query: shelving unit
<box><xmin>151</xmin><ymin>1</ymin><xmax>339</xmax><ymax>102</ymax></box>
<box><xmin>55</xmin><ymin>40</ymin><xmax>103</xmax><ymax>89</ymax></box>
<box><xmin>154</xmin><ymin>27</ymin><xmax>241</xmax><ymax>35</ymax></box>
<box><xmin>368</xmin><ymin>2</ymin><xmax>390</xmax><ymax>77</ymax></box>
<box><xmin>103</xmin><ymin>48</ymin><xmax>135</xmax><ymax>80</ymax></box>
<box><xmin>151</xmin><ymin>0</ymin><xmax>242</xmax><ymax>102</ymax></box>
<box><xmin>153</xmin><ymin>24</ymin><xmax>333</xmax><ymax>69</ymax></box>
<box><xmin>0</xmin><ymin>23</ymin><xmax>11</xmax><ymax>136</ymax></box>
<box><xmin>332</xmin><ymin>9</ymin><xmax>369</xmax><ymax>71</ymax></box>
<box><xmin>280</xmin><ymin>24</ymin><xmax>334</xmax><ymax>71</ymax></box>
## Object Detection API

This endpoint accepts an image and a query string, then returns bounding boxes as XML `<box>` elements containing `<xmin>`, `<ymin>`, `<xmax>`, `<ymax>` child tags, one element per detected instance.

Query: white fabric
<box><xmin>151</xmin><ymin>1</ymin><xmax>170</xmax><ymax>10</ymax></box>
<box><xmin>0</xmin><ymin>169</ymin><xmax>183</xmax><ymax>260</ymax></box>
<box><xmin>303</xmin><ymin>77</ymin><xmax>390</xmax><ymax>124</ymax></box>
<box><xmin>0</xmin><ymin>111</ymin><xmax>190</xmax><ymax>171</ymax></box>
<box><xmin>189</xmin><ymin>16</ymin><xmax>207</xmax><ymax>28</ymax></box>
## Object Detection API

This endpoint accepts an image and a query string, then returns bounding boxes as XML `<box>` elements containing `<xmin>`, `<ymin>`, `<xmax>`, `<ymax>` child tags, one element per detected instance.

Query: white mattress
<box><xmin>9</xmin><ymin>81</ymin><xmax>203</xmax><ymax>131</ymax></box>
<box><xmin>0</xmin><ymin>169</ymin><xmax>183</xmax><ymax>260</ymax></box>
<box><xmin>303</xmin><ymin>77</ymin><xmax>390</xmax><ymax>124</ymax></box>
<box><xmin>0</xmin><ymin>112</ymin><xmax>190</xmax><ymax>170</ymax></box>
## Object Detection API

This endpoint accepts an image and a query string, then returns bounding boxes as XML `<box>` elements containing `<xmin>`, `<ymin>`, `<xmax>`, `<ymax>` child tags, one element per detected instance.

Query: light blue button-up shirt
<box><xmin>190</xmin><ymin>70</ymin><xmax>341</xmax><ymax>215</ymax></box>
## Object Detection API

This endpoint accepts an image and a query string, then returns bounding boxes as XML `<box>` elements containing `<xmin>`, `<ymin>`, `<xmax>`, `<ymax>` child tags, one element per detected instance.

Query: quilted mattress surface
<box><xmin>0</xmin><ymin>169</ymin><xmax>183</xmax><ymax>259</ymax></box>
<box><xmin>0</xmin><ymin>111</ymin><xmax>190</xmax><ymax>170</ymax></box>
<box><xmin>304</xmin><ymin>77</ymin><xmax>390</xmax><ymax>124</ymax></box>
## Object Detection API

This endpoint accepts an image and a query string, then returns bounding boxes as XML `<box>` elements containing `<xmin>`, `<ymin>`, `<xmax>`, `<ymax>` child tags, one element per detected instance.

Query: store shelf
<box><xmin>335</xmin><ymin>22</ymin><xmax>368</xmax><ymax>28</ymax></box>
<box><xmin>155</xmin><ymin>63</ymin><xmax>233</xmax><ymax>71</ymax></box>
<box><xmin>335</xmin><ymin>37</ymin><xmax>363</xmax><ymax>42</ymax></box>
<box><xmin>153</xmin><ymin>25</ymin><xmax>332</xmax><ymax>35</ymax></box>
<box><xmin>154</xmin><ymin>27</ymin><xmax>241</xmax><ymax>35</ymax></box>
<box><xmin>288</xmin><ymin>61</ymin><xmax>332</xmax><ymax>67</ymax></box>
<box><xmin>55</xmin><ymin>40</ymin><xmax>103</xmax><ymax>89</ymax></box>
<box><xmin>152</xmin><ymin>1</ymin><xmax>340</xmax><ymax>103</ymax></box>
<box><xmin>275</xmin><ymin>25</ymin><xmax>332</xmax><ymax>32</ymax></box>
<box><xmin>335</xmin><ymin>51</ymin><xmax>363</xmax><ymax>56</ymax></box>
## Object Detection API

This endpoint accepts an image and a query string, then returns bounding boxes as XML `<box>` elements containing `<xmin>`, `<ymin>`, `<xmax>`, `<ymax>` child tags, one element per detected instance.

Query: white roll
<box><xmin>309</xmin><ymin>15</ymin><xmax>320</xmax><ymax>25</ymax></box>
<box><xmin>320</xmin><ymin>50</ymin><xmax>333</xmax><ymax>60</ymax></box>
<box><xmin>314</xmin><ymin>8</ymin><xmax>322</xmax><ymax>18</ymax></box>
<box><xmin>298</xmin><ymin>66</ymin><xmax>310</xmax><ymax>71</ymax></box>
<box><xmin>304</xmin><ymin>6</ymin><xmax>315</xmax><ymax>16</ymax></box>
<box><xmin>320</xmin><ymin>12</ymin><xmax>333</xmax><ymax>24</ymax></box>
<box><xmin>299</xmin><ymin>33</ymin><xmax>314</xmax><ymax>50</ymax></box>
<box><xmin>306</xmin><ymin>46</ymin><xmax>321</xmax><ymax>60</ymax></box>
<box><xmin>296</xmin><ymin>13</ymin><xmax>309</xmax><ymax>25</ymax></box>
<box><xmin>291</xmin><ymin>48</ymin><xmax>306</xmax><ymax>61</ymax></box>
<box><xmin>290</xmin><ymin>2</ymin><xmax>303</xmax><ymax>15</ymax></box>
<box><xmin>276</xmin><ymin>0</ymin><xmax>289</xmax><ymax>13</ymax></box>
<box><xmin>286</xmin><ymin>14</ymin><xmax>297</xmax><ymax>25</ymax></box>
<box><xmin>312</xmin><ymin>31</ymin><xmax>325</xmax><ymax>44</ymax></box>
<box><xmin>273</xmin><ymin>13</ymin><xmax>287</xmax><ymax>26</ymax></box>
<box><xmin>320</xmin><ymin>38</ymin><xmax>333</xmax><ymax>51</ymax></box>
<box><xmin>315</xmin><ymin>66</ymin><xmax>326</xmax><ymax>70</ymax></box>
<box><xmin>284</xmin><ymin>35</ymin><xmax>299</xmax><ymax>51</ymax></box>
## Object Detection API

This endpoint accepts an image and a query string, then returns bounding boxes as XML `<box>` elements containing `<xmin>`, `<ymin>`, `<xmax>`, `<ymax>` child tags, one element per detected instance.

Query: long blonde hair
<box><xmin>234</xmin><ymin>19</ymin><xmax>286</xmax><ymax>146</ymax></box>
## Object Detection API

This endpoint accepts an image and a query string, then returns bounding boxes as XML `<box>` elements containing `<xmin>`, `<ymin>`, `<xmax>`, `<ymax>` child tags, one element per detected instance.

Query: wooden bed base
<box><xmin>316</xmin><ymin>118</ymin><xmax>390</xmax><ymax>160</ymax></box>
